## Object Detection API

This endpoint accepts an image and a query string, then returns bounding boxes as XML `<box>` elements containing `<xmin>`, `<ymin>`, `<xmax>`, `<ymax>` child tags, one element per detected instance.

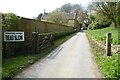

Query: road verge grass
<box><xmin>87</xmin><ymin>26</ymin><xmax>119</xmax><ymax>45</ymax></box>
<box><xmin>2</xmin><ymin>32</ymin><xmax>76</xmax><ymax>79</ymax></box>
<box><xmin>87</xmin><ymin>31</ymin><xmax>119</xmax><ymax>80</ymax></box>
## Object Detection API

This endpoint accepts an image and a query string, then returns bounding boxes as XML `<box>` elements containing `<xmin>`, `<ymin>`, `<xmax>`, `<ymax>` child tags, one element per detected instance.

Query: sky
<box><xmin>0</xmin><ymin>0</ymin><xmax>91</xmax><ymax>19</ymax></box>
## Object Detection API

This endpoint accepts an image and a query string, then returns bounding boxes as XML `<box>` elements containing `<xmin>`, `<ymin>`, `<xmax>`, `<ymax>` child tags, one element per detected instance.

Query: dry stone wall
<box><xmin>90</xmin><ymin>36</ymin><xmax>120</xmax><ymax>53</ymax></box>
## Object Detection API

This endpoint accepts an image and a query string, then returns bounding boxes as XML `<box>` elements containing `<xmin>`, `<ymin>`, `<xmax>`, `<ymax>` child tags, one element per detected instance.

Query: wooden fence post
<box><xmin>118</xmin><ymin>25</ymin><xmax>120</xmax><ymax>53</ymax></box>
<box><xmin>106</xmin><ymin>32</ymin><xmax>112</xmax><ymax>56</ymax></box>
<box><xmin>32</xmin><ymin>32</ymin><xmax>38</xmax><ymax>54</ymax></box>
<box><xmin>0</xmin><ymin>12</ymin><xmax>2</xmax><ymax>78</ymax></box>
<box><xmin>45</xmin><ymin>22</ymin><xmax>48</xmax><ymax>32</ymax></box>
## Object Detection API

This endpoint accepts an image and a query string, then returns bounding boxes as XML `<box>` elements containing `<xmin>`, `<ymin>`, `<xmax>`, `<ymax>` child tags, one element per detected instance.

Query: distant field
<box><xmin>87</xmin><ymin>26</ymin><xmax>119</xmax><ymax>45</ymax></box>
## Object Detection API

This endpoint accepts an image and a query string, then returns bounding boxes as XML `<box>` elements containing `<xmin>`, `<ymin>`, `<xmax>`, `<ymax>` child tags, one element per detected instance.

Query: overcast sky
<box><xmin>0</xmin><ymin>0</ymin><xmax>91</xmax><ymax>19</ymax></box>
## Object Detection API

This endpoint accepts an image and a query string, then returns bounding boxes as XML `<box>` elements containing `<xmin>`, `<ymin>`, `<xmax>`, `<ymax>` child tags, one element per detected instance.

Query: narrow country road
<box><xmin>15</xmin><ymin>31</ymin><xmax>103</xmax><ymax>78</ymax></box>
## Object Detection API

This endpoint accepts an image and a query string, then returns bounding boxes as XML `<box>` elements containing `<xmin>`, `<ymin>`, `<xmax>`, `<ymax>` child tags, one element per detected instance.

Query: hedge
<box><xmin>3</xmin><ymin>30</ymin><xmax>76</xmax><ymax>57</ymax></box>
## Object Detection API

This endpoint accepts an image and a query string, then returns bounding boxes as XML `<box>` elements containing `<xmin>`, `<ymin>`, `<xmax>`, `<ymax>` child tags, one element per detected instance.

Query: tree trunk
<box><xmin>113</xmin><ymin>19</ymin><xmax>117</xmax><ymax>28</ymax></box>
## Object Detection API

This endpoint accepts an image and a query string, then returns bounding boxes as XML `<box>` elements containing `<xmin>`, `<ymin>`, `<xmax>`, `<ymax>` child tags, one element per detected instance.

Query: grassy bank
<box><xmin>87</xmin><ymin>26</ymin><xmax>119</xmax><ymax>45</ymax></box>
<box><xmin>2</xmin><ymin>32</ymin><xmax>76</xmax><ymax>78</ymax></box>
<box><xmin>87</xmin><ymin>28</ymin><xmax>119</xmax><ymax>79</ymax></box>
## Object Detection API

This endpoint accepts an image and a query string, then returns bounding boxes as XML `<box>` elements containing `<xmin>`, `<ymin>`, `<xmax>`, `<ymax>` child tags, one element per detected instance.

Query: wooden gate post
<box><xmin>32</xmin><ymin>32</ymin><xmax>38</xmax><ymax>54</ymax></box>
<box><xmin>106</xmin><ymin>32</ymin><xmax>112</xmax><ymax>56</ymax></box>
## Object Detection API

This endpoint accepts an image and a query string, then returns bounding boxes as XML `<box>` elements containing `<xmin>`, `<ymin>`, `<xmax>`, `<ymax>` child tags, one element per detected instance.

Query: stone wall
<box><xmin>90</xmin><ymin>36</ymin><xmax>120</xmax><ymax>53</ymax></box>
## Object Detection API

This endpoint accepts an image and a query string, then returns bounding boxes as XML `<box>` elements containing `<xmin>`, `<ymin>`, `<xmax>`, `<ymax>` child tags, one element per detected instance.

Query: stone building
<box><xmin>41</xmin><ymin>12</ymin><xmax>80</xmax><ymax>31</ymax></box>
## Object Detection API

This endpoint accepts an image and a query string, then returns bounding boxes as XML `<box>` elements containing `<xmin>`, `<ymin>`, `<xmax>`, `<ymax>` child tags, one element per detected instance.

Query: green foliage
<box><xmin>87</xmin><ymin>32</ymin><xmax>119</xmax><ymax>79</ymax></box>
<box><xmin>96</xmin><ymin>53</ymin><xmax>119</xmax><ymax>79</ymax></box>
<box><xmin>54</xmin><ymin>3</ymin><xmax>85</xmax><ymax>24</ymax></box>
<box><xmin>82</xmin><ymin>23</ymin><xmax>87</xmax><ymax>30</ymax></box>
<box><xmin>2</xmin><ymin>32</ymin><xmax>76</xmax><ymax>78</ymax></box>
<box><xmin>88</xmin><ymin>14</ymin><xmax>95</xmax><ymax>22</ymax></box>
<box><xmin>89</xmin><ymin>2</ymin><xmax>118</xmax><ymax>28</ymax></box>
<box><xmin>60</xmin><ymin>3</ymin><xmax>72</xmax><ymax>13</ymax></box>
<box><xmin>88</xmin><ymin>21</ymin><xmax>111</xmax><ymax>30</ymax></box>
<box><xmin>88</xmin><ymin>21</ymin><xmax>98</xmax><ymax>30</ymax></box>
<box><xmin>72</xmin><ymin>4</ymin><xmax>83</xmax><ymax>12</ymax></box>
<box><xmin>116</xmin><ymin>15</ymin><xmax>120</xmax><ymax>25</ymax></box>
<box><xmin>88</xmin><ymin>13</ymin><xmax>111</xmax><ymax>30</ymax></box>
<box><xmin>87</xmin><ymin>26</ymin><xmax>119</xmax><ymax>45</ymax></box>
<box><xmin>93</xmin><ymin>48</ymin><xmax>119</xmax><ymax>79</ymax></box>
<box><xmin>55</xmin><ymin>3</ymin><xmax>83</xmax><ymax>13</ymax></box>
<box><xmin>72</xmin><ymin>4</ymin><xmax>85</xmax><ymax>24</ymax></box>
<box><xmin>2</xmin><ymin>13</ymin><xmax>21</xmax><ymax>30</ymax></box>
<box><xmin>46</xmin><ymin>11</ymin><xmax>68</xmax><ymax>25</ymax></box>
<box><xmin>51</xmin><ymin>30</ymin><xmax>76</xmax><ymax>41</ymax></box>
<box><xmin>118</xmin><ymin>2</ymin><xmax>120</xmax><ymax>15</ymax></box>
<box><xmin>92</xmin><ymin>48</ymin><xmax>119</xmax><ymax>79</ymax></box>
<box><xmin>95</xmin><ymin>13</ymin><xmax>111</xmax><ymax>26</ymax></box>
<box><xmin>2</xmin><ymin>54</ymin><xmax>40</xmax><ymax>78</ymax></box>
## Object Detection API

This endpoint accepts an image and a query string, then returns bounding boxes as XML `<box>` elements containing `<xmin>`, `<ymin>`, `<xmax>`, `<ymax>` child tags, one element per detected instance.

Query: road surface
<box><xmin>15</xmin><ymin>31</ymin><xmax>103</xmax><ymax>78</ymax></box>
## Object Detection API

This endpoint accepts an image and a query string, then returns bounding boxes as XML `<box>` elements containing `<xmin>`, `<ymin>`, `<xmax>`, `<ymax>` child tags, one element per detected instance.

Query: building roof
<box><xmin>64</xmin><ymin>13</ymin><xmax>76</xmax><ymax>20</ymax></box>
<box><xmin>41</xmin><ymin>13</ymin><xmax>48</xmax><ymax>20</ymax></box>
<box><xmin>41</xmin><ymin>12</ymin><xmax>77</xmax><ymax>21</ymax></box>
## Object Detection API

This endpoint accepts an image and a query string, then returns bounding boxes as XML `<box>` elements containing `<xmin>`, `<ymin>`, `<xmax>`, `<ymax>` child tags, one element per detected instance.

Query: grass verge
<box><xmin>87</xmin><ymin>32</ymin><xmax>119</xmax><ymax>80</ymax></box>
<box><xmin>2</xmin><ymin>32</ymin><xmax>77</xmax><ymax>79</ymax></box>
<box><xmin>87</xmin><ymin>26</ymin><xmax>119</xmax><ymax>45</ymax></box>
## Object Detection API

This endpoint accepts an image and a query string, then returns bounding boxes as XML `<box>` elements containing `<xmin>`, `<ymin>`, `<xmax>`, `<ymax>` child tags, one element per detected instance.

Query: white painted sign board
<box><xmin>4</xmin><ymin>32</ymin><xmax>24</xmax><ymax>42</ymax></box>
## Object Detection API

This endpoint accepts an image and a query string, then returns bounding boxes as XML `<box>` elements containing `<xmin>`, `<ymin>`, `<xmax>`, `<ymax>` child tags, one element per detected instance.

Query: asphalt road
<box><xmin>15</xmin><ymin>31</ymin><xmax>103</xmax><ymax>78</ymax></box>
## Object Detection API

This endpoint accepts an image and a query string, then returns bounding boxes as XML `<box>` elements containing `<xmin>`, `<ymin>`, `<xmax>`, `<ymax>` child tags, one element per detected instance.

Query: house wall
<box><xmin>75</xmin><ymin>20</ymin><xmax>81</xmax><ymax>32</ymax></box>
<box><xmin>67</xmin><ymin>20</ymin><xmax>75</xmax><ymax>27</ymax></box>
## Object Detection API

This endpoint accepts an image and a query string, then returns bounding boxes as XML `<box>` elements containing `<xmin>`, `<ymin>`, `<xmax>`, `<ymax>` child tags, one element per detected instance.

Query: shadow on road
<box><xmin>47</xmin><ymin>46</ymin><xmax>63</xmax><ymax>59</ymax></box>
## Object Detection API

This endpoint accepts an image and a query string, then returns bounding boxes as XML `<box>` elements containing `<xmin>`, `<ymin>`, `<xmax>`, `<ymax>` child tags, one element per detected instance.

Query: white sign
<box><xmin>4</xmin><ymin>32</ymin><xmax>25</xmax><ymax>42</ymax></box>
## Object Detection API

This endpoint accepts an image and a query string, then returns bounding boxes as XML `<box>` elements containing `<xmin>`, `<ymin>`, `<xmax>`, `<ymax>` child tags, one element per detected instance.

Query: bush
<box><xmin>51</xmin><ymin>30</ymin><xmax>76</xmax><ymax>41</ymax></box>
<box><xmin>87</xmin><ymin>25</ymin><xmax>119</xmax><ymax>45</ymax></box>
<box><xmin>3</xmin><ymin>30</ymin><xmax>76</xmax><ymax>57</ymax></box>
<box><xmin>2</xmin><ymin>13</ymin><xmax>21</xmax><ymax>31</ymax></box>
<box><xmin>88</xmin><ymin>13</ymin><xmax>111</xmax><ymax>30</ymax></box>
<box><xmin>116</xmin><ymin>15</ymin><xmax>120</xmax><ymax>26</ymax></box>
<box><xmin>88</xmin><ymin>21</ymin><xmax>99</xmax><ymax>30</ymax></box>
<box><xmin>88</xmin><ymin>21</ymin><xmax>111</xmax><ymax>30</ymax></box>
<box><xmin>2</xmin><ymin>31</ymin><xmax>76</xmax><ymax>79</ymax></box>
<box><xmin>87</xmin><ymin>33</ymin><xmax>119</xmax><ymax>79</ymax></box>
<box><xmin>82</xmin><ymin>24</ymin><xmax>87</xmax><ymax>30</ymax></box>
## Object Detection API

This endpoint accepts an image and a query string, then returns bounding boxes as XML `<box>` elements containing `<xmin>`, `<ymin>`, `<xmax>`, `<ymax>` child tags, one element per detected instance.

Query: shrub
<box><xmin>116</xmin><ymin>15</ymin><xmax>120</xmax><ymax>26</ymax></box>
<box><xmin>3</xmin><ymin>30</ymin><xmax>76</xmax><ymax>57</ymax></box>
<box><xmin>87</xmin><ymin>32</ymin><xmax>119</xmax><ymax>79</ymax></box>
<box><xmin>2</xmin><ymin>13</ymin><xmax>21</xmax><ymax>31</ymax></box>
<box><xmin>2</xmin><ymin>31</ymin><xmax>76</xmax><ymax>79</ymax></box>
<box><xmin>88</xmin><ymin>13</ymin><xmax>111</xmax><ymax>30</ymax></box>
<box><xmin>87</xmin><ymin>25</ymin><xmax>119</xmax><ymax>45</ymax></box>
<box><xmin>88</xmin><ymin>23</ymin><xmax>93</xmax><ymax>30</ymax></box>
<box><xmin>51</xmin><ymin>30</ymin><xmax>76</xmax><ymax>41</ymax></box>
<box><xmin>82</xmin><ymin>24</ymin><xmax>87</xmax><ymax>30</ymax></box>
<box><xmin>88</xmin><ymin>21</ymin><xmax>111</xmax><ymax>30</ymax></box>
<box><xmin>88</xmin><ymin>21</ymin><xmax>99</xmax><ymax>30</ymax></box>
